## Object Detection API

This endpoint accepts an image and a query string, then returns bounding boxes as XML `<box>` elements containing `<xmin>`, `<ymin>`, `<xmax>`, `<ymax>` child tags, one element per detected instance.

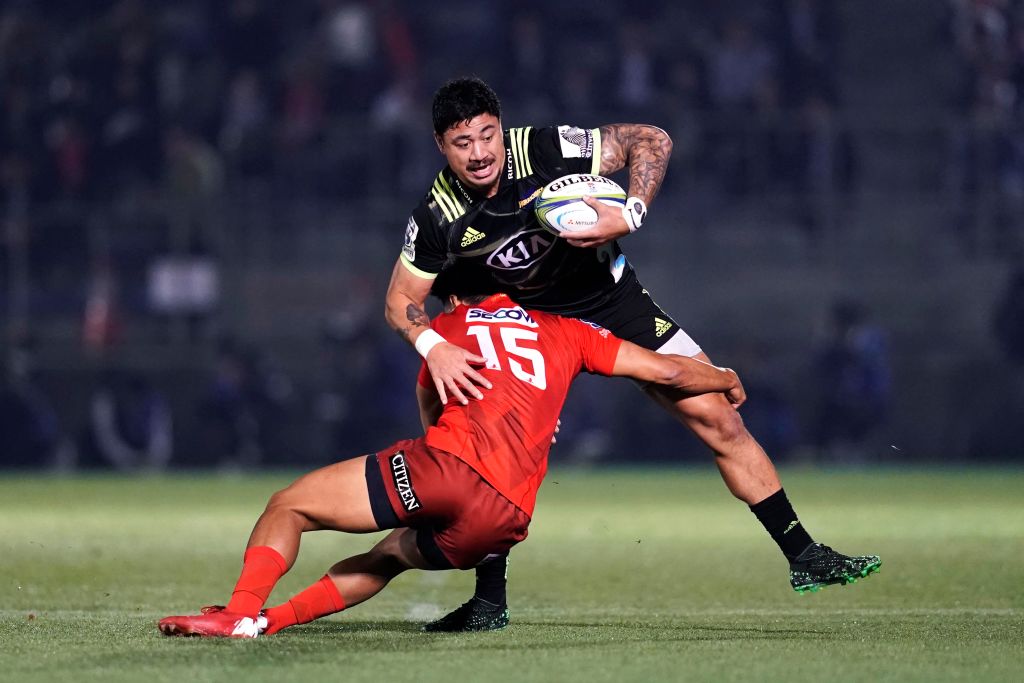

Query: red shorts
<box><xmin>365</xmin><ymin>437</ymin><xmax>530</xmax><ymax>570</ymax></box>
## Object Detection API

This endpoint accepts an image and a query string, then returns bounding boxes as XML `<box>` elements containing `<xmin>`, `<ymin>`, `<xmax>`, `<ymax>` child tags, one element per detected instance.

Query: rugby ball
<box><xmin>534</xmin><ymin>174</ymin><xmax>626</xmax><ymax>235</ymax></box>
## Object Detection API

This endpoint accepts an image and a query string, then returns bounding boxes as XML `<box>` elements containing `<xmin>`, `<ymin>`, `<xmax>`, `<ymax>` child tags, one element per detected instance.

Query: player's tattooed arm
<box><xmin>598</xmin><ymin>124</ymin><xmax>673</xmax><ymax>205</ymax></box>
<box><xmin>397</xmin><ymin>303</ymin><xmax>430</xmax><ymax>343</ymax></box>
<box><xmin>384</xmin><ymin>257</ymin><xmax>435</xmax><ymax>346</ymax></box>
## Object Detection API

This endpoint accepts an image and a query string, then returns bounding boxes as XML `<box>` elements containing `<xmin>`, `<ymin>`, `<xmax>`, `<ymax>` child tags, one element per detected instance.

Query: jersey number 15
<box><xmin>466</xmin><ymin>326</ymin><xmax>547</xmax><ymax>390</ymax></box>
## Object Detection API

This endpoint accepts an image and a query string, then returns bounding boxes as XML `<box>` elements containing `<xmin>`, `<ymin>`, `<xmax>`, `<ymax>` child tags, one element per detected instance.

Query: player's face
<box><xmin>436</xmin><ymin>114</ymin><xmax>504</xmax><ymax>197</ymax></box>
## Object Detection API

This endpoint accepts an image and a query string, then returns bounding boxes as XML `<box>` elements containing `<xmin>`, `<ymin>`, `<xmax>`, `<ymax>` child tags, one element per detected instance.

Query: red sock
<box><xmin>225</xmin><ymin>546</ymin><xmax>289</xmax><ymax>617</ymax></box>
<box><xmin>263</xmin><ymin>575</ymin><xmax>345</xmax><ymax>635</ymax></box>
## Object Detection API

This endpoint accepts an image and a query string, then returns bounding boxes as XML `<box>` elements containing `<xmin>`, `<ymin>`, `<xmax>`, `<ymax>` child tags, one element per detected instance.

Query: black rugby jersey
<box><xmin>399</xmin><ymin>125</ymin><xmax>636</xmax><ymax>317</ymax></box>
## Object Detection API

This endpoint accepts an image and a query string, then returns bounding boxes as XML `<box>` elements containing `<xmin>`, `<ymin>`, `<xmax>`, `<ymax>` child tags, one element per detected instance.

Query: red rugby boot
<box><xmin>158</xmin><ymin>606</ymin><xmax>266</xmax><ymax>638</ymax></box>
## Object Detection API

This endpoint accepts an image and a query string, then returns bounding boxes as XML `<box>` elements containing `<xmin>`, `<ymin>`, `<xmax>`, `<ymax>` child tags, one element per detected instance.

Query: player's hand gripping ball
<box><xmin>534</xmin><ymin>174</ymin><xmax>626</xmax><ymax>235</ymax></box>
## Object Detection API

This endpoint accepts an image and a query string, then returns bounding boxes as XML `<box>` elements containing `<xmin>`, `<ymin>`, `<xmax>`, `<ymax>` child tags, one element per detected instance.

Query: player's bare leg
<box><xmin>644</xmin><ymin>354</ymin><xmax>880</xmax><ymax>591</ymax></box>
<box><xmin>158</xmin><ymin>456</ymin><xmax>382</xmax><ymax>637</ymax></box>
<box><xmin>262</xmin><ymin>528</ymin><xmax>434</xmax><ymax>635</ymax></box>
<box><xmin>245</xmin><ymin>455</ymin><xmax>381</xmax><ymax>564</ymax></box>
<box><xmin>641</xmin><ymin>367</ymin><xmax>780</xmax><ymax>504</ymax></box>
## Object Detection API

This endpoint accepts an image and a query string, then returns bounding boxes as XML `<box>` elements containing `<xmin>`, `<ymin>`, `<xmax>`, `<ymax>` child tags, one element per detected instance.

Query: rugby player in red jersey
<box><xmin>385</xmin><ymin>77</ymin><xmax>880</xmax><ymax>630</ymax></box>
<box><xmin>158</xmin><ymin>272</ymin><xmax>746</xmax><ymax>638</ymax></box>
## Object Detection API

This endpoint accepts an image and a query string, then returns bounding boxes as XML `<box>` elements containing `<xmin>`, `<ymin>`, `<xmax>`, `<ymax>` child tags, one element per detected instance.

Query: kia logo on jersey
<box><xmin>486</xmin><ymin>227</ymin><xmax>555</xmax><ymax>270</ymax></box>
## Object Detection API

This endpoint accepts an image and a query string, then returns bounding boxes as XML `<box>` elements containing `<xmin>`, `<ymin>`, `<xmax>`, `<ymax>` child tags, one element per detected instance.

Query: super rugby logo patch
<box><xmin>557</xmin><ymin>125</ymin><xmax>594</xmax><ymax>159</ymax></box>
<box><xmin>402</xmin><ymin>217</ymin><xmax>419</xmax><ymax>261</ymax></box>
<box><xmin>389</xmin><ymin>452</ymin><xmax>420</xmax><ymax>512</ymax></box>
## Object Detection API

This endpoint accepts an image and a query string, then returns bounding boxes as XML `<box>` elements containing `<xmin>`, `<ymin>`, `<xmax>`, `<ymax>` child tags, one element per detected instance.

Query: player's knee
<box><xmin>363</xmin><ymin>540</ymin><xmax>408</xmax><ymax>576</ymax></box>
<box><xmin>716</xmin><ymin>408</ymin><xmax>748</xmax><ymax>444</ymax></box>
<box><xmin>690</xmin><ymin>398</ymin><xmax>748</xmax><ymax>445</ymax></box>
<box><xmin>265</xmin><ymin>487</ymin><xmax>301</xmax><ymax>514</ymax></box>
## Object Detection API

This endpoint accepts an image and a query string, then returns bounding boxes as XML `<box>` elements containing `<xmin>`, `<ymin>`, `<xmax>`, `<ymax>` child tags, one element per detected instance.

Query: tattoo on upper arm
<box><xmin>397</xmin><ymin>303</ymin><xmax>430</xmax><ymax>342</ymax></box>
<box><xmin>598</xmin><ymin>124</ymin><xmax>673</xmax><ymax>204</ymax></box>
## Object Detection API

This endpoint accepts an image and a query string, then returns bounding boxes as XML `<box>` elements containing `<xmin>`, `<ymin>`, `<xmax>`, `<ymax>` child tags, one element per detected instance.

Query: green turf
<box><xmin>1</xmin><ymin>468</ymin><xmax>1022</xmax><ymax>683</ymax></box>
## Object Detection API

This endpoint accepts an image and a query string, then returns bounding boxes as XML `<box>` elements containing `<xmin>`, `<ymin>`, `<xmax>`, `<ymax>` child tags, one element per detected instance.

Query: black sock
<box><xmin>473</xmin><ymin>553</ymin><xmax>508</xmax><ymax>606</ymax></box>
<box><xmin>749</xmin><ymin>488</ymin><xmax>814</xmax><ymax>560</ymax></box>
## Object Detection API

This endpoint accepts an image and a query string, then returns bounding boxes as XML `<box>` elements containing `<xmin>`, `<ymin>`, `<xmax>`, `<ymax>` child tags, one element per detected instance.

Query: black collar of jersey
<box><xmin>448</xmin><ymin>173</ymin><xmax>479</xmax><ymax>205</ymax></box>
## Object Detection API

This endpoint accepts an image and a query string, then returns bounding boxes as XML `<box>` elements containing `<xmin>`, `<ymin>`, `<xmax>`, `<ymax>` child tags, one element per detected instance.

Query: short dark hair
<box><xmin>431</xmin><ymin>77</ymin><xmax>502</xmax><ymax>136</ymax></box>
<box><xmin>430</xmin><ymin>265</ymin><xmax>495</xmax><ymax>305</ymax></box>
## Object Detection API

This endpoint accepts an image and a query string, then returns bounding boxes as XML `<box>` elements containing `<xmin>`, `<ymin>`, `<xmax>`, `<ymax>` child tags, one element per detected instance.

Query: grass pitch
<box><xmin>1</xmin><ymin>467</ymin><xmax>1022</xmax><ymax>683</ymax></box>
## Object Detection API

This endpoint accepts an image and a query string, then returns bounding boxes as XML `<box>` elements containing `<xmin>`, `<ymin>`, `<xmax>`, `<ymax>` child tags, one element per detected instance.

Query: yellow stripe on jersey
<box><xmin>437</xmin><ymin>173</ymin><xmax>465</xmax><ymax>219</ymax></box>
<box><xmin>431</xmin><ymin>179</ymin><xmax>455</xmax><ymax>222</ymax></box>
<box><xmin>399</xmin><ymin>252</ymin><xmax>438</xmax><ymax>280</ymax></box>
<box><xmin>510</xmin><ymin>128</ymin><xmax>522</xmax><ymax>178</ymax></box>
<box><xmin>431</xmin><ymin>173</ymin><xmax>465</xmax><ymax>222</ymax></box>
<box><xmin>590</xmin><ymin>127</ymin><xmax>602</xmax><ymax>175</ymax></box>
<box><xmin>509</xmin><ymin>126</ymin><xmax>533</xmax><ymax>179</ymax></box>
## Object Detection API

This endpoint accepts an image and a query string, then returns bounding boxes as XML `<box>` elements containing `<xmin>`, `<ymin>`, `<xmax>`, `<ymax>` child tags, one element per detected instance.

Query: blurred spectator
<box><xmin>660</xmin><ymin>52</ymin><xmax>711</xmax><ymax>183</ymax></box>
<box><xmin>43</xmin><ymin>115</ymin><xmax>92</xmax><ymax>200</ymax></box>
<box><xmin>730</xmin><ymin>341</ymin><xmax>799</xmax><ymax>461</ymax></box>
<box><xmin>369</xmin><ymin>73</ymin><xmax>431</xmax><ymax>194</ymax></box>
<box><xmin>377</xmin><ymin>0</ymin><xmax>418</xmax><ymax>81</ymax></box>
<box><xmin>772</xmin><ymin>0</ymin><xmax>841</xmax><ymax>105</ymax></box>
<box><xmin>790</xmin><ymin>93</ymin><xmax>859</xmax><ymax>246</ymax></box>
<box><xmin>707</xmin><ymin>16</ymin><xmax>778</xmax><ymax>196</ymax></box>
<box><xmin>311</xmin><ymin>288</ymin><xmax>420</xmax><ymax>460</ymax></box>
<box><xmin>218</xmin><ymin>69</ymin><xmax>273</xmax><ymax>178</ymax></box>
<box><xmin>94</xmin><ymin>20</ymin><xmax>163</xmax><ymax>194</ymax></box>
<box><xmin>219</xmin><ymin>0</ymin><xmax>282</xmax><ymax>73</ymax></box>
<box><xmin>708</xmin><ymin>16</ymin><xmax>777</xmax><ymax>111</ymax></box>
<box><xmin>946</xmin><ymin>0</ymin><xmax>1024</xmax><ymax>256</ymax></box>
<box><xmin>313</xmin><ymin>326</ymin><xmax>393</xmax><ymax>456</ymax></box>
<box><xmin>78</xmin><ymin>369</ymin><xmax>173</xmax><ymax>471</ymax></box>
<box><xmin>196</xmin><ymin>339</ymin><xmax>264</xmax><ymax>468</ymax></box>
<box><xmin>163</xmin><ymin>123</ymin><xmax>225</xmax><ymax>258</ymax></box>
<box><xmin>812</xmin><ymin>299</ymin><xmax>892</xmax><ymax>463</ymax></box>
<box><xmin>555</xmin><ymin>62</ymin><xmax>601</xmax><ymax>121</ymax></box>
<box><xmin>500</xmin><ymin>10</ymin><xmax>551</xmax><ymax>98</ymax></box>
<box><xmin>0</xmin><ymin>342</ymin><xmax>63</xmax><ymax>468</ymax></box>
<box><xmin>969</xmin><ymin>261</ymin><xmax>1024</xmax><ymax>459</ymax></box>
<box><xmin>320</xmin><ymin>0</ymin><xmax>379</xmax><ymax>114</ymax></box>
<box><xmin>195</xmin><ymin>338</ymin><xmax>295</xmax><ymax>467</ymax></box>
<box><xmin>82</xmin><ymin>256</ymin><xmax>123</xmax><ymax>354</ymax></box>
<box><xmin>165</xmin><ymin>124</ymin><xmax>225</xmax><ymax>200</ymax></box>
<box><xmin>614</xmin><ymin>18</ymin><xmax>661</xmax><ymax>115</ymax></box>
<box><xmin>993</xmin><ymin>265</ymin><xmax>1024</xmax><ymax>364</ymax></box>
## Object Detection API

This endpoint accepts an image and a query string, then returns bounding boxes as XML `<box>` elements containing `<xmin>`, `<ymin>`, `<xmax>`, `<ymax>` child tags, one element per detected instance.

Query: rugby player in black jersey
<box><xmin>383</xmin><ymin>77</ymin><xmax>880</xmax><ymax>631</ymax></box>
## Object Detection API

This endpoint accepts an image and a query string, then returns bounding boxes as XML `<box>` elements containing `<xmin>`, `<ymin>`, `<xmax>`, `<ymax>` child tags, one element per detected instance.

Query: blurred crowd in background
<box><xmin>945</xmin><ymin>0</ymin><xmax>1024</xmax><ymax>255</ymax></box>
<box><xmin>0</xmin><ymin>0</ymin><xmax>855</xmax><ymax>225</ymax></box>
<box><xmin>1</xmin><ymin>0</ymin><xmax>1023</xmax><ymax>470</ymax></box>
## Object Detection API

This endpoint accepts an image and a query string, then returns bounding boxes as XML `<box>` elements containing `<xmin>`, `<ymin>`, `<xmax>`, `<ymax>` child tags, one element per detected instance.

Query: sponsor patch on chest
<box><xmin>485</xmin><ymin>228</ymin><xmax>555</xmax><ymax>270</ymax></box>
<box><xmin>465</xmin><ymin>306</ymin><xmax>538</xmax><ymax>327</ymax></box>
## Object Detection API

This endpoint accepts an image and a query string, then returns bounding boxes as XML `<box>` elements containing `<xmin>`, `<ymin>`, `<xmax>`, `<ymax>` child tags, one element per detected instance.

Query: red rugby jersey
<box><xmin>417</xmin><ymin>294</ymin><xmax>621</xmax><ymax>517</ymax></box>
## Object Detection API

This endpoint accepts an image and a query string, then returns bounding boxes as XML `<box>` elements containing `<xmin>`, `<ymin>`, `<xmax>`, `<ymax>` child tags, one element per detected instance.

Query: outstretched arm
<box><xmin>611</xmin><ymin>341</ymin><xmax>746</xmax><ymax>408</ymax></box>
<box><xmin>385</xmin><ymin>259</ymin><xmax>492</xmax><ymax>405</ymax></box>
<box><xmin>564</xmin><ymin>124</ymin><xmax>673</xmax><ymax>249</ymax></box>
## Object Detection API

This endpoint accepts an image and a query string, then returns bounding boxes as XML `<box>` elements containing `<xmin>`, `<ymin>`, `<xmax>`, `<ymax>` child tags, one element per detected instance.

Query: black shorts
<box><xmin>582</xmin><ymin>275</ymin><xmax>702</xmax><ymax>356</ymax></box>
